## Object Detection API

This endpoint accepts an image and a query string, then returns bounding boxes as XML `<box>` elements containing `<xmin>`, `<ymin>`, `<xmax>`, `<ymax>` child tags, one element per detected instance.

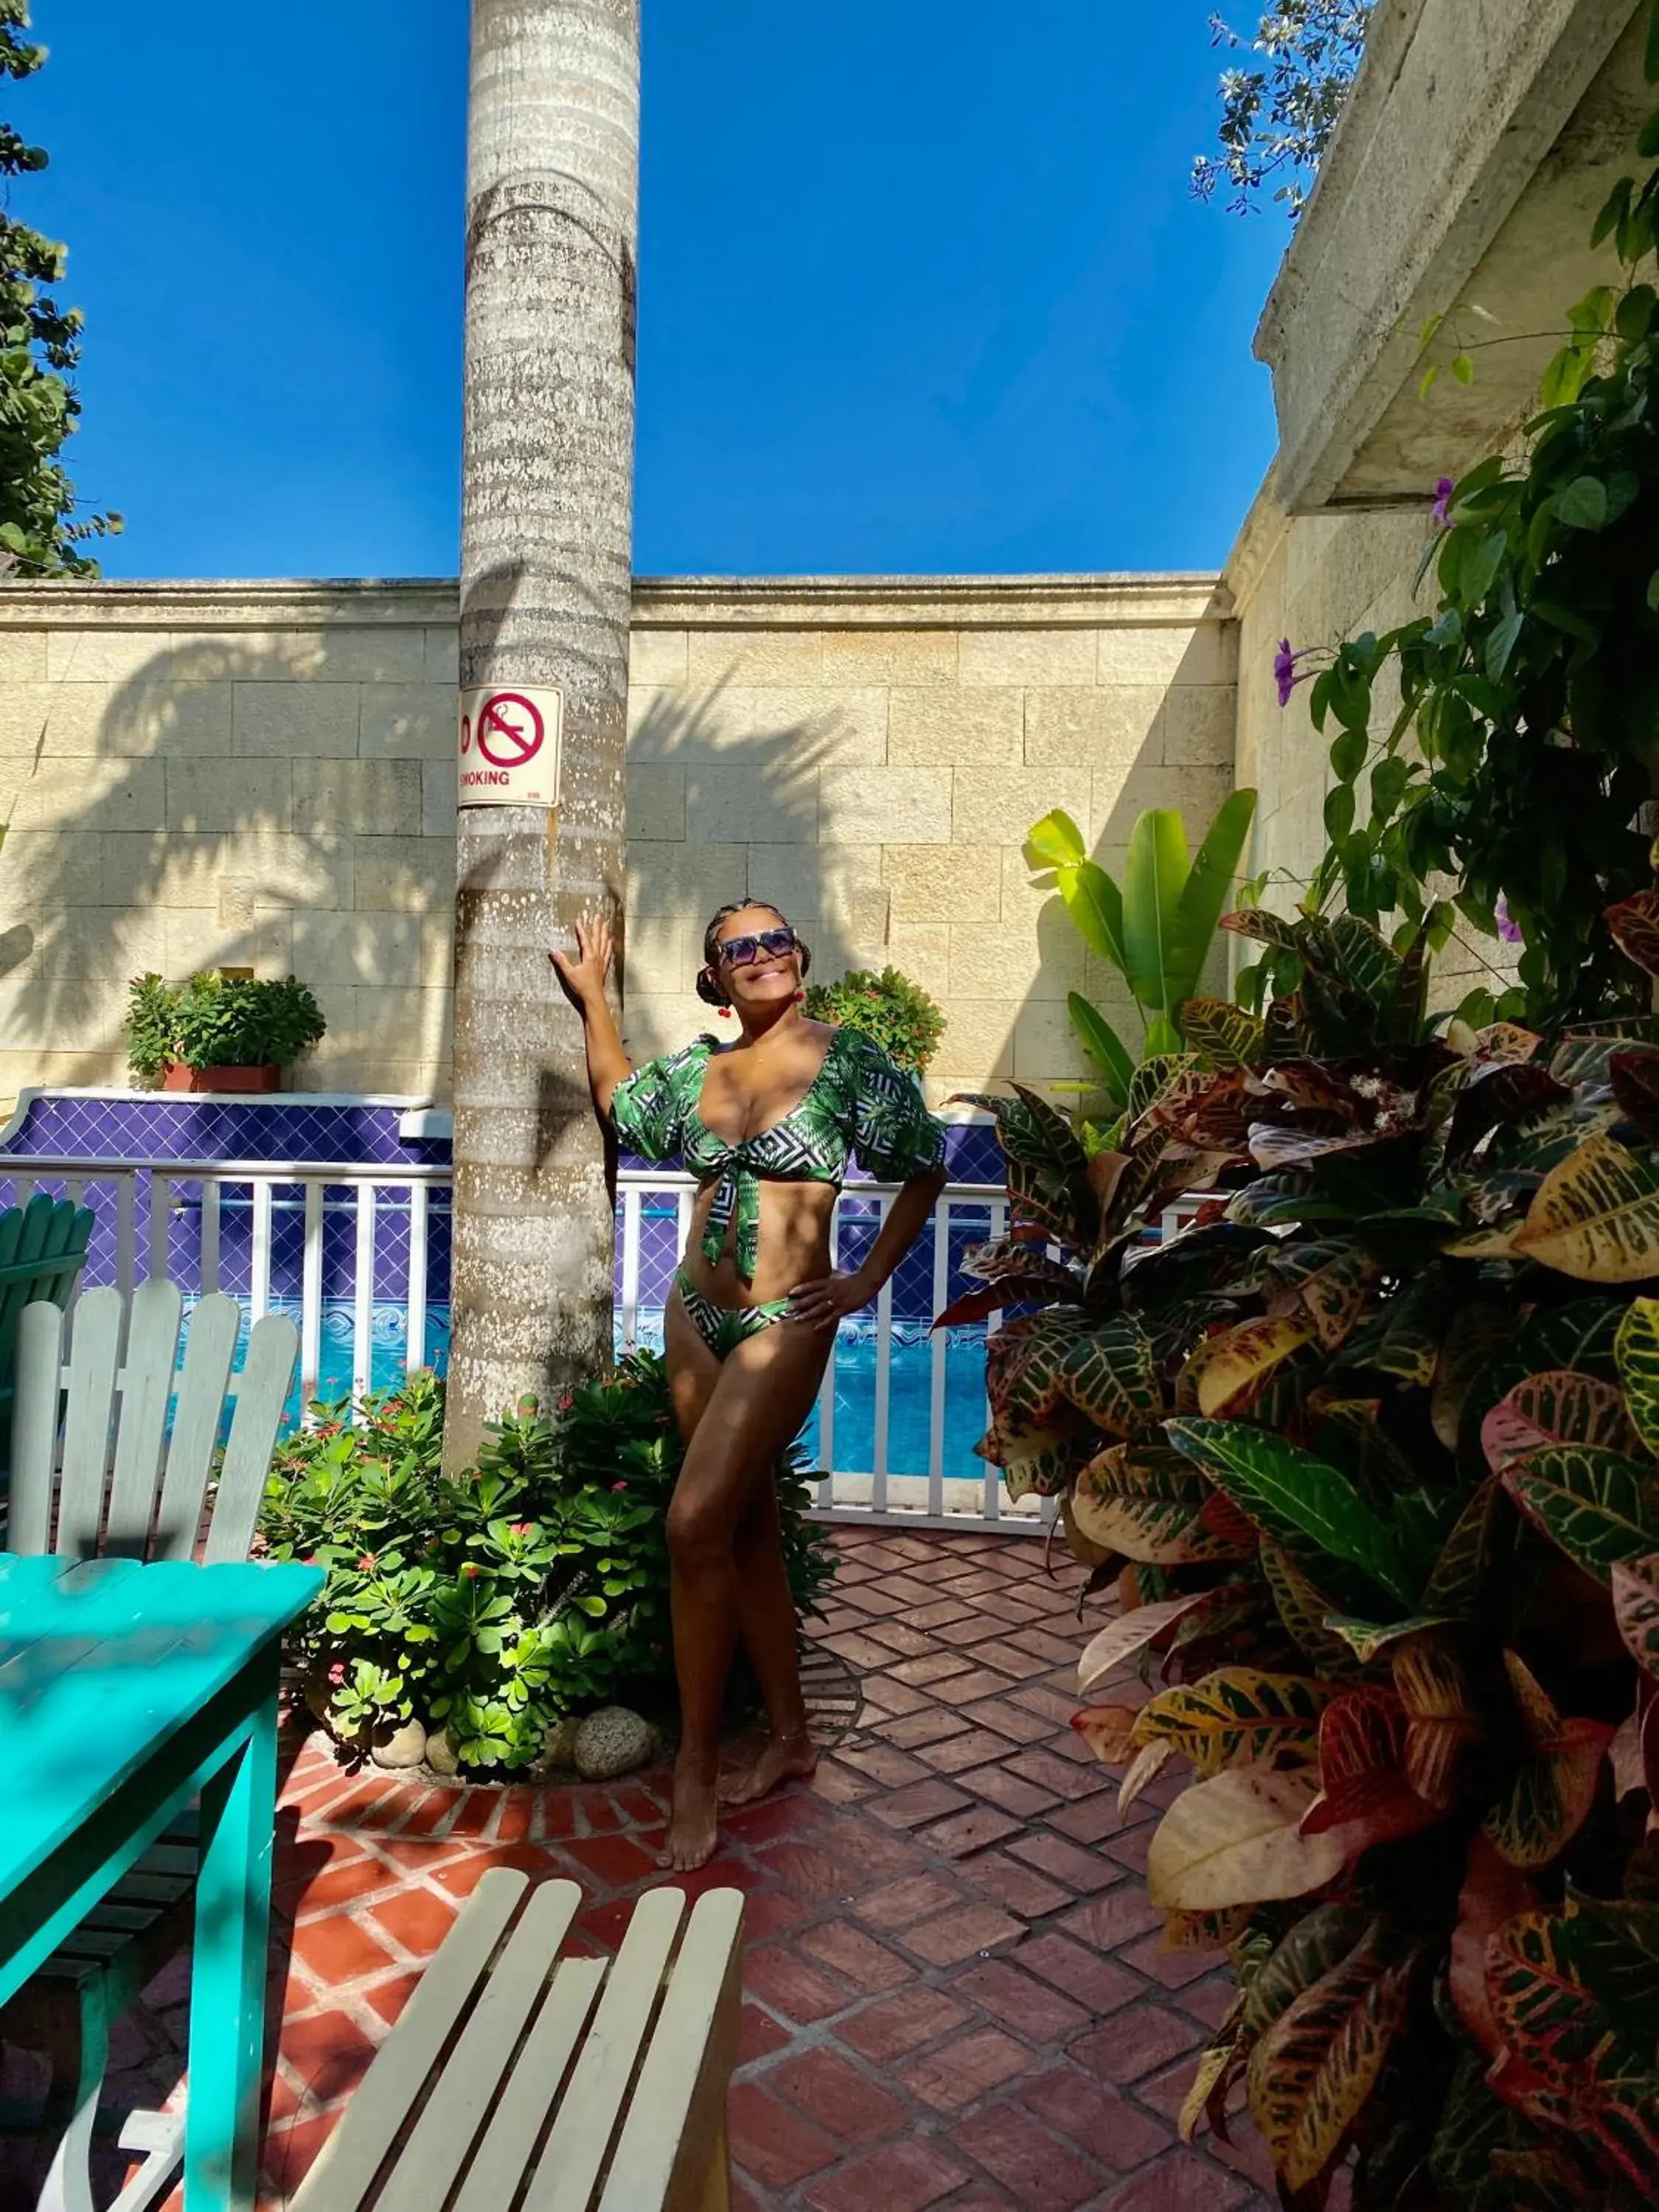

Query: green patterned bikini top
<box><xmin>610</xmin><ymin>1026</ymin><xmax>947</xmax><ymax>1282</ymax></box>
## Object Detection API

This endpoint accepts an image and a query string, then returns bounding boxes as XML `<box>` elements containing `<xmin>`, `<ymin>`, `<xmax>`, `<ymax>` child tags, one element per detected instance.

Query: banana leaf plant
<box><xmin>949</xmin><ymin>899</ymin><xmax>1659</xmax><ymax>2211</ymax></box>
<box><xmin>1026</xmin><ymin>787</ymin><xmax>1257</xmax><ymax>1118</ymax></box>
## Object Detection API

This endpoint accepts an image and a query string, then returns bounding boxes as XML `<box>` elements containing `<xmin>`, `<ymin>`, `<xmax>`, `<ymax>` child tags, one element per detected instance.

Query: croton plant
<box><xmin>952</xmin><ymin>898</ymin><xmax>1659</xmax><ymax>2209</ymax></box>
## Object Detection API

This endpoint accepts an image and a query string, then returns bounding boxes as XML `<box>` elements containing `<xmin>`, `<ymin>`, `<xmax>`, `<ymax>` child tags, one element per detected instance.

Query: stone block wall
<box><xmin>0</xmin><ymin>574</ymin><xmax>1234</xmax><ymax>1108</ymax></box>
<box><xmin>0</xmin><ymin>583</ymin><xmax>459</xmax><ymax>1105</ymax></box>
<box><xmin>623</xmin><ymin>578</ymin><xmax>1235</xmax><ymax>1101</ymax></box>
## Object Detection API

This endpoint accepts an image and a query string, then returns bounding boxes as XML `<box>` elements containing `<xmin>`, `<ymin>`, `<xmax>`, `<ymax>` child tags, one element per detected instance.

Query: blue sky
<box><xmin>21</xmin><ymin>2</ymin><xmax>1290</xmax><ymax>580</ymax></box>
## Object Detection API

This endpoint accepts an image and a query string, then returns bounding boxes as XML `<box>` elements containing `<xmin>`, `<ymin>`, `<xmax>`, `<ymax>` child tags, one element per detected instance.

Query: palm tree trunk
<box><xmin>447</xmin><ymin>0</ymin><xmax>639</xmax><ymax>1470</ymax></box>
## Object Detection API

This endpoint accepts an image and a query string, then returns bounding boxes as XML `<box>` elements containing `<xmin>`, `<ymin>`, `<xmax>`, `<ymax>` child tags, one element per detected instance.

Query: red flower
<box><xmin>327</xmin><ymin>1661</ymin><xmax>347</xmax><ymax>1685</ymax></box>
<box><xmin>557</xmin><ymin>1394</ymin><xmax>575</xmax><ymax>1412</ymax></box>
<box><xmin>509</xmin><ymin>1521</ymin><xmax>534</xmax><ymax>1537</ymax></box>
<box><xmin>612</xmin><ymin>1481</ymin><xmax>630</xmax><ymax>1493</ymax></box>
<box><xmin>461</xmin><ymin>1562</ymin><xmax>481</xmax><ymax>1579</ymax></box>
<box><xmin>357</xmin><ymin>1553</ymin><xmax>378</xmax><ymax>1572</ymax></box>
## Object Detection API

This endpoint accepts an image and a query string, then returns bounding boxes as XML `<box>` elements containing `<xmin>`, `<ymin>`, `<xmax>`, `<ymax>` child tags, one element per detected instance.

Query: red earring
<box><xmin>717</xmin><ymin>1004</ymin><xmax>734</xmax><ymax>1019</ymax></box>
<box><xmin>793</xmin><ymin>990</ymin><xmax>806</xmax><ymax>1005</ymax></box>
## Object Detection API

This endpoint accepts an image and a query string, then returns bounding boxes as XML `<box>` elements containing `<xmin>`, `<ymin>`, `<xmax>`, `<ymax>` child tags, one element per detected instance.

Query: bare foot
<box><xmin>718</xmin><ymin>1731</ymin><xmax>817</xmax><ymax>1806</ymax></box>
<box><xmin>658</xmin><ymin>1756</ymin><xmax>720</xmax><ymax>1871</ymax></box>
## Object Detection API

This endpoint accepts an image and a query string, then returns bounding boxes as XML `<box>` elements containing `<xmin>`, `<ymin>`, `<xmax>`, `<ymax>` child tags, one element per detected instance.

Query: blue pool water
<box><xmin>237</xmin><ymin>1299</ymin><xmax>452</xmax><ymax>1431</ymax></box>
<box><xmin>801</xmin><ymin>1331</ymin><xmax>992</xmax><ymax>1478</ymax></box>
<box><xmin>625</xmin><ymin>1318</ymin><xmax>992</xmax><ymax>1478</ymax></box>
<box><xmin>258</xmin><ymin>1300</ymin><xmax>988</xmax><ymax>1478</ymax></box>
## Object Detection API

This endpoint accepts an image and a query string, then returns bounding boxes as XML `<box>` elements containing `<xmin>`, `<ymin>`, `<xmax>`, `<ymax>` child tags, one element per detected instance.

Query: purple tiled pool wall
<box><xmin>1</xmin><ymin>1091</ymin><xmax>1003</xmax><ymax>1183</ymax></box>
<box><xmin>1</xmin><ymin>1091</ymin><xmax>448</xmax><ymax>1170</ymax></box>
<box><xmin>0</xmin><ymin>1093</ymin><xmax>452</xmax><ymax>1314</ymax></box>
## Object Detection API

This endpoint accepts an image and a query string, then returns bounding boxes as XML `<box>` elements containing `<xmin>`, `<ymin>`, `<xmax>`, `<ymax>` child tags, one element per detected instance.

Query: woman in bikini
<box><xmin>552</xmin><ymin>902</ymin><xmax>947</xmax><ymax>1870</ymax></box>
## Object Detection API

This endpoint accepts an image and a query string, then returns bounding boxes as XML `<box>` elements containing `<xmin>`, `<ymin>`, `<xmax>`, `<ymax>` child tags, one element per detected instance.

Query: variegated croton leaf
<box><xmin>1057</xmin><ymin>1314</ymin><xmax>1161</xmax><ymax>1437</ymax></box>
<box><xmin>1128</xmin><ymin>1666</ymin><xmax>1331</xmax><ymax>1778</ymax></box>
<box><xmin>1484</xmin><ymin>1893</ymin><xmax>1659</xmax><ymax>2190</ymax></box>
<box><xmin>1512</xmin><ymin>1131</ymin><xmax>1659</xmax><ymax>1281</ymax></box>
<box><xmin>1501</xmin><ymin>1443</ymin><xmax>1659</xmax><ymax>1581</ymax></box>
<box><xmin>1483</xmin><ymin>1652</ymin><xmax>1614</xmax><ymax>1871</ymax></box>
<box><xmin>932</xmin><ymin>1234</ymin><xmax>1081</xmax><ymax>1328</ymax></box>
<box><xmin>1070</xmin><ymin>1440</ymin><xmax>1245</xmax><ymax>1565</ymax></box>
<box><xmin>1245</xmin><ymin>1917</ymin><xmax>1416</xmax><ymax>2194</ymax></box>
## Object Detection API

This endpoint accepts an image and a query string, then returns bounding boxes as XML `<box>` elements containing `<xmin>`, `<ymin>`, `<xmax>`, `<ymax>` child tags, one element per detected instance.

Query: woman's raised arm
<box><xmin>550</xmin><ymin>914</ymin><xmax>632</xmax><ymax>1119</ymax></box>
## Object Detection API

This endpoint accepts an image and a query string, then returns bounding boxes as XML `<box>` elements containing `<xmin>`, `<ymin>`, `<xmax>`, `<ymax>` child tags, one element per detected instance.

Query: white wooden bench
<box><xmin>290</xmin><ymin>1869</ymin><xmax>745</xmax><ymax>2212</ymax></box>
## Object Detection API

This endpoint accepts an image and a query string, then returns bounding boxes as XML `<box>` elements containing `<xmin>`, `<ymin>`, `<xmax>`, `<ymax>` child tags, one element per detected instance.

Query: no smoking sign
<box><xmin>458</xmin><ymin>685</ymin><xmax>563</xmax><ymax>807</ymax></box>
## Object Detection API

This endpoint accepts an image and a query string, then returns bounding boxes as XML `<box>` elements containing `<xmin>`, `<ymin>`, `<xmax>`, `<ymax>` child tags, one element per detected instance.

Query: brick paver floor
<box><xmin>6</xmin><ymin>1528</ymin><xmax>1276</xmax><ymax>2210</ymax></box>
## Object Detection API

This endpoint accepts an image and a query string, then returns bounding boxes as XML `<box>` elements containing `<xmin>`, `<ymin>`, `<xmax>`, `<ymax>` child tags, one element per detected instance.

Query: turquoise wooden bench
<box><xmin>0</xmin><ymin>1555</ymin><xmax>321</xmax><ymax>2212</ymax></box>
<box><xmin>0</xmin><ymin>1193</ymin><xmax>96</xmax><ymax>1464</ymax></box>
<box><xmin>290</xmin><ymin>1870</ymin><xmax>745</xmax><ymax>2212</ymax></box>
<box><xmin>0</xmin><ymin>1281</ymin><xmax>300</xmax><ymax>2212</ymax></box>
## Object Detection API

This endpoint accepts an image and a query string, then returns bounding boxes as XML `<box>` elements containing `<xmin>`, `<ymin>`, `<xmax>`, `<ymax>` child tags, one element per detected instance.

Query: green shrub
<box><xmin>258</xmin><ymin>1359</ymin><xmax>838</xmax><ymax>1772</ymax></box>
<box><xmin>804</xmin><ymin>964</ymin><xmax>945</xmax><ymax>1074</ymax></box>
<box><xmin>961</xmin><ymin>908</ymin><xmax>1659</xmax><ymax>2207</ymax></box>
<box><xmin>1026</xmin><ymin>790</ymin><xmax>1256</xmax><ymax>1127</ymax></box>
<box><xmin>125</xmin><ymin>971</ymin><xmax>327</xmax><ymax>1085</ymax></box>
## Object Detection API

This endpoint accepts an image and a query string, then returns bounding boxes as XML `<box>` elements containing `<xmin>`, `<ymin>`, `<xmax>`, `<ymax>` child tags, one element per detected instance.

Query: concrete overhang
<box><xmin>1256</xmin><ymin>0</ymin><xmax>1653</xmax><ymax>512</ymax></box>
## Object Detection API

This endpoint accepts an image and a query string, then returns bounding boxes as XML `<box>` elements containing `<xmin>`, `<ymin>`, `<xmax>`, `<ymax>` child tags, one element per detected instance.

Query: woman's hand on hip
<box><xmin>788</xmin><ymin>1269</ymin><xmax>874</xmax><ymax>1332</ymax></box>
<box><xmin>550</xmin><ymin>913</ymin><xmax>613</xmax><ymax>1009</ymax></box>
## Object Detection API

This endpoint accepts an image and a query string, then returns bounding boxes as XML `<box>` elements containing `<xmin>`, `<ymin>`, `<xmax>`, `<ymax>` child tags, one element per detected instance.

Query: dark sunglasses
<box><xmin>717</xmin><ymin>925</ymin><xmax>798</xmax><ymax>968</ymax></box>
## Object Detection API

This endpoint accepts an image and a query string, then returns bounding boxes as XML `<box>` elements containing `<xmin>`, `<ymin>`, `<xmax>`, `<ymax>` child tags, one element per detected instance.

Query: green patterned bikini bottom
<box><xmin>672</xmin><ymin>1268</ymin><xmax>793</xmax><ymax>1360</ymax></box>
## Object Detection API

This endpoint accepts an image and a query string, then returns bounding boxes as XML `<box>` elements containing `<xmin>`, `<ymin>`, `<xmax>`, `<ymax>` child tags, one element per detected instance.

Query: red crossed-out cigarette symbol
<box><xmin>475</xmin><ymin>692</ymin><xmax>544</xmax><ymax>769</ymax></box>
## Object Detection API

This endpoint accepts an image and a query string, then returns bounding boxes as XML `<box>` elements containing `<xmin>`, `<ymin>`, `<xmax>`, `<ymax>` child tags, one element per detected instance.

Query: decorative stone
<box><xmin>572</xmin><ymin>1705</ymin><xmax>655</xmax><ymax>1781</ymax></box>
<box><xmin>369</xmin><ymin>1717</ymin><xmax>427</xmax><ymax>1770</ymax></box>
<box><xmin>532</xmin><ymin>1714</ymin><xmax>582</xmax><ymax>1775</ymax></box>
<box><xmin>425</xmin><ymin>1726</ymin><xmax>460</xmax><ymax>1776</ymax></box>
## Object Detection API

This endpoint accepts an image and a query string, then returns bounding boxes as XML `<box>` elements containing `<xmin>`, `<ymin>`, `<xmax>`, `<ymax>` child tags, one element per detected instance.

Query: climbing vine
<box><xmin>1276</xmin><ymin>3</ymin><xmax>1659</xmax><ymax>1031</ymax></box>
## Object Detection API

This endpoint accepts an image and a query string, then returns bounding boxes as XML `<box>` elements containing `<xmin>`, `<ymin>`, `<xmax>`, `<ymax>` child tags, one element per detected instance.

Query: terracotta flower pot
<box><xmin>161</xmin><ymin>1060</ymin><xmax>281</xmax><ymax>1094</ymax></box>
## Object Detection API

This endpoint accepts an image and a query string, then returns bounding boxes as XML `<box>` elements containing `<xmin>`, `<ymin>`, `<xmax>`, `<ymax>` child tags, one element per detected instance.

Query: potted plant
<box><xmin>803</xmin><ymin>963</ymin><xmax>945</xmax><ymax>1074</ymax></box>
<box><xmin>125</xmin><ymin>970</ymin><xmax>327</xmax><ymax>1093</ymax></box>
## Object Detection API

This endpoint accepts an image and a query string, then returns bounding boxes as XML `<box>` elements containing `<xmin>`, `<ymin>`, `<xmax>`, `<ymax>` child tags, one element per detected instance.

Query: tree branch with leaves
<box><xmin>1193</xmin><ymin>2</ymin><xmax>1374</xmax><ymax>220</ymax></box>
<box><xmin>0</xmin><ymin>0</ymin><xmax>118</xmax><ymax>576</ymax></box>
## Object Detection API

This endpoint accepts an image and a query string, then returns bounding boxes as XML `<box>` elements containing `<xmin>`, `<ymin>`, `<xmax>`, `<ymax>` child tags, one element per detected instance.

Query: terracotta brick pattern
<box><xmin>56</xmin><ymin>1529</ymin><xmax>1273</xmax><ymax>2210</ymax></box>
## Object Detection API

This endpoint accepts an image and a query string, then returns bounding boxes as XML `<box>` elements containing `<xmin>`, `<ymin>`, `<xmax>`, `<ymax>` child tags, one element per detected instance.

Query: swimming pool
<box><xmin>269</xmin><ymin>1299</ymin><xmax>992</xmax><ymax>1485</ymax></box>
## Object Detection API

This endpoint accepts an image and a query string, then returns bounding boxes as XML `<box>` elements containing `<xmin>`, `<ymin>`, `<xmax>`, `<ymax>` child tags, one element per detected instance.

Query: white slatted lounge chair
<box><xmin>290</xmin><ymin>1869</ymin><xmax>745</xmax><ymax>2212</ymax></box>
<box><xmin>1</xmin><ymin>1282</ymin><xmax>300</xmax><ymax>2212</ymax></box>
<box><xmin>0</xmin><ymin>1192</ymin><xmax>97</xmax><ymax>1464</ymax></box>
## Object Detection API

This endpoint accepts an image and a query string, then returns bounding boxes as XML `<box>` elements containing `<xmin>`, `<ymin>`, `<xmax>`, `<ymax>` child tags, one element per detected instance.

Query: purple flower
<box><xmin>1432</xmin><ymin>476</ymin><xmax>1455</xmax><ymax>526</ymax></box>
<box><xmin>1273</xmin><ymin>639</ymin><xmax>1324</xmax><ymax>708</ymax></box>
<box><xmin>1496</xmin><ymin>894</ymin><xmax>1523</xmax><ymax>946</ymax></box>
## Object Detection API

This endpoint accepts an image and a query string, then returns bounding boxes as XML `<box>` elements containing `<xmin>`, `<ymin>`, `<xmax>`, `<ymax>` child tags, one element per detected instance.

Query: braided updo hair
<box><xmin>695</xmin><ymin>900</ymin><xmax>813</xmax><ymax>1009</ymax></box>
